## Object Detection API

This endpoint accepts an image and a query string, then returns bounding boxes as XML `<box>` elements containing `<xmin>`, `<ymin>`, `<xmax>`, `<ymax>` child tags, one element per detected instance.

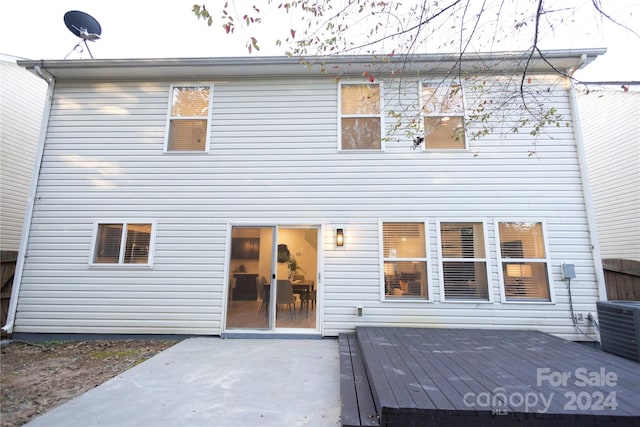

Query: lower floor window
<box><xmin>382</xmin><ymin>222</ymin><xmax>429</xmax><ymax>299</ymax></box>
<box><xmin>380</xmin><ymin>219</ymin><xmax>554</xmax><ymax>303</ymax></box>
<box><xmin>498</xmin><ymin>222</ymin><xmax>551</xmax><ymax>301</ymax></box>
<box><xmin>438</xmin><ymin>222</ymin><xmax>489</xmax><ymax>300</ymax></box>
<box><xmin>384</xmin><ymin>261</ymin><xmax>428</xmax><ymax>298</ymax></box>
<box><xmin>92</xmin><ymin>221</ymin><xmax>154</xmax><ymax>265</ymax></box>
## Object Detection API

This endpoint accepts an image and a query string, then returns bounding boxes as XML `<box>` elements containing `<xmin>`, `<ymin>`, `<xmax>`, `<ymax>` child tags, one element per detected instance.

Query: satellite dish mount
<box><xmin>64</xmin><ymin>10</ymin><xmax>102</xmax><ymax>59</ymax></box>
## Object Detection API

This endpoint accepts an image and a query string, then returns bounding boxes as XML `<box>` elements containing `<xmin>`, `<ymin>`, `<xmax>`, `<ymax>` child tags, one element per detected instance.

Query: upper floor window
<box><xmin>438</xmin><ymin>221</ymin><xmax>489</xmax><ymax>301</ymax></box>
<box><xmin>421</xmin><ymin>82</ymin><xmax>465</xmax><ymax>149</ymax></box>
<box><xmin>91</xmin><ymin>221</ymin><xmax>156</xmax><ymax>266</ymax></box>
<box><xmin>165</xmin><ymin>85</ymin><xmax>212</xmax><ymax>152</ymax></box>
<box><xmin>382</xmin><ymin>222</ymin><xmax>429</xmax><ymax>299</ymax></box>
<box><xmin>497</xmin><ymin>222</ymin><xmax>551</xmax><ymax>302</ymax></box>
<box><xmin>340</xmin><ymin>83</ymin><xmax>382</xmax><ymax>150</ymax></box>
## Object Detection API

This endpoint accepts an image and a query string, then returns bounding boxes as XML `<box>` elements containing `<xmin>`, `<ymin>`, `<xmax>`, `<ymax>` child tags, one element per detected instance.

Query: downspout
<box><xmin>2</xmin><ymin>64</ymin><xmax>55</xmax><ymax>334</ymax></box>
<box><xmin>566</xmin><ymin>54</ymin><xmax>607</xmax><ymax>302</ymax></box>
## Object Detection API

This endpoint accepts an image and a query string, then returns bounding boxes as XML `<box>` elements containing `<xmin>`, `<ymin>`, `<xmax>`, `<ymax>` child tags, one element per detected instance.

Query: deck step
<box><xmin>339</xmin><ymin>333</ymin><xmax>380</xmax><ymax>427</ymax></box>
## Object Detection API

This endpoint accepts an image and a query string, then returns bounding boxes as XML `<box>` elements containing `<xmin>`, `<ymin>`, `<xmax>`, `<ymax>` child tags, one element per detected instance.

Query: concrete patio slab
<box><xmin>25</xmin><ymin>337</ymin><xmax>341</xmax><ymax>427</ymax></box>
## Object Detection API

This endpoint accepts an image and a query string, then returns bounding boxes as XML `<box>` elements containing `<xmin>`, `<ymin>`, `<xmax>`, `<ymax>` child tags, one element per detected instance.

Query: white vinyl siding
<box><xmin>577</xmin><ymin>90</ymin><xmax>640</xmax><ymax>261</ymax></box>
<box><xmin>13</xmin><ymin>74</ymin><xmax>599</xmax><ymax>341</ymax></box>
<box><xmin>0</xmin><ymin>57</ymin><xmax>47</xmax><ymax>251</ymax></box>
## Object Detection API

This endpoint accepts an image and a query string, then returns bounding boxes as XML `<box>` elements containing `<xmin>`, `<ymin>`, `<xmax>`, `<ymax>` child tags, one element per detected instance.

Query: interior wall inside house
<box><xmin>277</xmin><ymin>228</ymin><xmax>318</xmax><ymax>281</ymax></box>
<box><xmin>230</xmin><ymin>227</ymin><xmax>318</xmax><ymax>283</ymax></box>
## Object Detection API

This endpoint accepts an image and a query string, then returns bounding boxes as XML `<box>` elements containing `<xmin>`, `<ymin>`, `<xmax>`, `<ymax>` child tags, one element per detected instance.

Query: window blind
<box><xmin>168</xmin><ymin>119</ymin><xmax>207</xmax><ymax>151</ymax></box>
<box><xmin>93</xmin><ymin>223</ymin><xmax>152</xmax><ymax>265</ymax></box>
<box><xmin>124</xmin><ymin>224</ymin><xmax>152</xmax><ymax>264</ymax></box>
<box><xmin>382</xmin><ymin>222</ymin><xmax>428</xmax><ymax>299</ymax></box>
<box><xmin>95</xmin><ymin>224</ymin><xmax>123</xmax><ymax>263</ymax></box>
<box><xmin>439</xmin><ymin>222</ymin><xmax>489</xmax><ymax>300</ymax></box>
<box><xmin>498</xmin><ymin>222</ymin><xmax>550</xmax><ymax>301</ymax></box>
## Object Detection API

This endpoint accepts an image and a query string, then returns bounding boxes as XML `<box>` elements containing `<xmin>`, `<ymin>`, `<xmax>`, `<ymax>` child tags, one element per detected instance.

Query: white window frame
<box><xmin>436</xmin><ymin>219</ymin><xmax>492</xmax><ymax>303</ymax></box>
<box><xmin>495</xmin><ymin>219</ymin><xmax>555</xmax><ymax>304</ymax></box>
<box><xmin>419</xmin><ymin>80</ymin><xmax>467</xmax><ymax>151</ymax></box>
<box><xmin>338</xmin><ymin>81</ymin><xmax>385</xmax><ymax>152</ymax></box>
<box><xmin>89</xmin><ymin>219</ymin><xmax>157</xmax><ymax>268</ymax></box>
<box><xmin>163</xmin><ymin>84</ymin><xmax>214</xmax><ymax>153</ymax></box>
<box><xmin>379</xmin><ymin>219</ymin><xmax>432</xmax><ymax>302</ymax></box>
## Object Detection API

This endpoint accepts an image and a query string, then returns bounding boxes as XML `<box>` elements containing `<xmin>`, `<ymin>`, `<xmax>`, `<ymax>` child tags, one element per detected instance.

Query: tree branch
<box><xmin>520</xmin><ymin>0</ymin><xmax>545</xmax><ymax>97</ymax></box>
<box><xmin>591</xmin><ymin>0</ymin><xmax>640</xmax><ymax>38</ymax></box>
<box><xmin>335</xmin><ymin>0</ymin><xmax>464</xmax><ymax>54</ymax></box>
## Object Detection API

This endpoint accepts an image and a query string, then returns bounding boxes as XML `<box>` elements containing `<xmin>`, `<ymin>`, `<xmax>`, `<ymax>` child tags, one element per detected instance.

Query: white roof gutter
<box><xmin>17</xmin><ymin>49</ymin><xmax>606</xmax><ymax>81</ymax></box>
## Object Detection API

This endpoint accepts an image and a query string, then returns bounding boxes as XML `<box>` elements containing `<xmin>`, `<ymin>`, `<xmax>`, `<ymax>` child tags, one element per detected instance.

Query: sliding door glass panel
<box><xmin>226</xmin><ymin>227</ymin><xmax>273</xmax><ymax>329</ymax></box>
<box><xmin>275</xmin><ymin>227</ymin><xmax>318</xmax><ymax>329</ymax></box>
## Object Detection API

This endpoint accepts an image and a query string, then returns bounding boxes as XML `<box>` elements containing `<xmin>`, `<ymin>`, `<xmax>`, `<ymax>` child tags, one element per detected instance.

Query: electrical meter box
<box><xmin>561</xmin><ymin>263</ymin><xmax>576</xmax><ymax>280</ymax></box>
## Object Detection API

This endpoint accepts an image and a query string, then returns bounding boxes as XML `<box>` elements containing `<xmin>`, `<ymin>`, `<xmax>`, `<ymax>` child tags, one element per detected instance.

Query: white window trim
<box><xmin>435</xmin><ymin>219</ymin><xmax>493</xmax><ymax>303</ymax></box>
<box><xmin>89</xmin><ymin>219</ymin><xmax>157</xmax><ymax>268</ymax></box>
<box><xmin>163</xmin><ymin>83</ymin><xmax>214</xmax><ymax>153</ymax></box>
<box><xmin>419</xmin><ymin>80</ymin><xmax>468</xmax><ymax>151</ymax></box>
<box><xmin>494</xmin><ymin>219</ymin><xmax>555</xmax><ymax>304</ymax></box>
<box><xmin>338</xmin><ymin>81</ymin><xmax>385</xmax><ymax>152</ymax></box>
<box><xmin>379</xmin><ymin>219</ymin><xmax>432</xmax><ymax>302</ymax></box>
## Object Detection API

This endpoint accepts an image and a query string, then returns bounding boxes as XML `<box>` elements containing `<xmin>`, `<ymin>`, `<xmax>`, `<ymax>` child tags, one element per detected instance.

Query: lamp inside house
<box><xmin>506</xmin><ymin>264</ymin><xmax>532</xmax><ymax>281</ymax></box>
<box><xmin>336</xmin><ymin>228</ymin><xmax>344</xmax><ymax>247</ymax></box>
<box><xmin>384</xmin><ymin>262</ymin><xmax>395</xmax><ymax>275</ymax></box>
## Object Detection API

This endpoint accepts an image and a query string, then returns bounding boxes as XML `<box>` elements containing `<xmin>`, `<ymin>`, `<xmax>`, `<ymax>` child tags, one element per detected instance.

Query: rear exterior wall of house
<box><xmin>12</xmin><ymin>73</ymin><xmax>602</xmax><ymax>340</ymax></box>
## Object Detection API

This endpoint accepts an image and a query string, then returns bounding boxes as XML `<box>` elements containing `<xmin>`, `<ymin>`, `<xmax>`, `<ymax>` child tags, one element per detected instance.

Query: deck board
<box><xmin>339</xmin><ymin>333</ymin><xmax>361</xmax><ymax>427</ymax></box>
<box><xmin>339</xmin><ymin>333</ymin><xmax>379</xmax><ymax>427</ymax></box>
<box><xmin>353</xmin><ymin>327</ymin><xmax>640</xmax><ymax>426</ymax></box>
<box><xmin>400</xmin><ymin>328</ymin><xmax>520</xmax><ymax>411</ymax></box>
<box><xmin>348</xmin><ymin>333</ymin><xmax>379</xmax><ymax>426</ymax></box>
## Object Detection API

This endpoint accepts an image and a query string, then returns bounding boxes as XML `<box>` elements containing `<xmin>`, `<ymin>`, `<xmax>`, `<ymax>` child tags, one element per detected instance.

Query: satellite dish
<box><xmin>63</xmin><ymin>10</ymin><xmax>102</xmax><ymax>59</ymax></box>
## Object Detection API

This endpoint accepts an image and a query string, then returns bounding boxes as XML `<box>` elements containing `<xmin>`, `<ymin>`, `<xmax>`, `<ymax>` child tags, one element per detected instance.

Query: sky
<box><xmin>1</xmin><ymin>0</ymin><xmax>639</xmax><ymax>82</ymax></box>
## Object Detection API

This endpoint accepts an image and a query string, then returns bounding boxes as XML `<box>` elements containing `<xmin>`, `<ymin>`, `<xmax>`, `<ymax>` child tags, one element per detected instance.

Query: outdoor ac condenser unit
<box><xmin>596</xmin><ymin>301</ymin><xmax>640</xmax><ymax>362</ymax></box>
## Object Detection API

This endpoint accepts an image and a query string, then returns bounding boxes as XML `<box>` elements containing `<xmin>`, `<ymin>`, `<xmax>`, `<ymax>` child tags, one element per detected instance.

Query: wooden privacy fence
<box><xmin>603</xmin><ymin>258</ymin><xmax>640</xmax><ymax>301</ymax></box>
<box><xmin>1</xmin><ymin>251</ymin><xmax>18</xmax><ymax>338</ymax></box>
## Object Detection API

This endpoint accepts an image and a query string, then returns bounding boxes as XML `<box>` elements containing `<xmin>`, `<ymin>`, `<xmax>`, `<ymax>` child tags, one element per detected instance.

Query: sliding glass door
<box><xmin>225</xmin><ymin>225</ymin><xmax>318</xmax><ymax>332</ymax></box>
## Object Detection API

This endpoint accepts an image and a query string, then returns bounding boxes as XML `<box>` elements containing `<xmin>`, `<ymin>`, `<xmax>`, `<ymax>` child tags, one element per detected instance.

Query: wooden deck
<box><xmin>340</xmin><ymin>327</ymin><xmax>640</xmax><ymax>427</ymax></box>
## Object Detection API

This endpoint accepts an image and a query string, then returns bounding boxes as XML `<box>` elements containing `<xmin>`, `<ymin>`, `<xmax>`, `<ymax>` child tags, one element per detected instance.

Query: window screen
<box><xmin>422</xmin><ymin>83</ymin><xmax>465</xmax><ymax>149</ymax></box>
<box><xmin>166</xmin><ymin>86</ymin><xmax>211</xmax><ymax>152</ymax></box>
<box><xmin>341</xmin><ymin>84</ymin><xmax>381</xmax><ymax>150</ymax></box>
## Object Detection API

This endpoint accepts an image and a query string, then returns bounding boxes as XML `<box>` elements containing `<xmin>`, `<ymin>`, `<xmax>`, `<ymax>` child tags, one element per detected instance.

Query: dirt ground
<box><xmin>0</xmin><ymin>339</ymin><xmax>179</xmax><ymax>427</ymax></box>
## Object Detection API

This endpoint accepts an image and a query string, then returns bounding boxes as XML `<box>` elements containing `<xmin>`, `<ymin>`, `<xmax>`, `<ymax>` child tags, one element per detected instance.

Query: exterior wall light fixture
<box><xmin>336</xmin><ymin>228</ymin><xmax>344</xmax><ymax>247</ymax></box>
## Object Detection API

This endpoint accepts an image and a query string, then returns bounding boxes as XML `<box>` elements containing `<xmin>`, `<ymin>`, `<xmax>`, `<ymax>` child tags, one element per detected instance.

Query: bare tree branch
<box><xmin>336</xmin><ymin>0</ymin><xmax>464</xmax><ymax>54</ymax></box>
<box><xmin>520</xmin><ymin>0</ymin><xmax>545</xmax><ymax>97</ymax></box>
<box><xmin>591</xmin><ymin>0</ymin><xmax>640</xmax><ymax>38</ymax></box>
<box><xmin>193</xmin><ymin>0</ymin><xmax>636</xmax><ymax>146</ymax></box>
